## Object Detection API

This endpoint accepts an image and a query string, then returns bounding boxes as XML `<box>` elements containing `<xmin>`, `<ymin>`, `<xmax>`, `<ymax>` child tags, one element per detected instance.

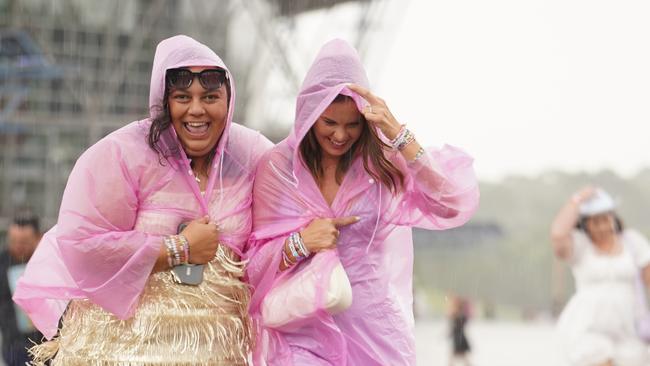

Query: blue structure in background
<box><xmin>0</xmin><ymin>30</ymin><xmax>62</xmax><ymax>131</ymax></box>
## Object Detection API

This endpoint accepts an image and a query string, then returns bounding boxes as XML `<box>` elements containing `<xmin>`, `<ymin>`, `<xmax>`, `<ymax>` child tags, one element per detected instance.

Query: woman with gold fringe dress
<box><xmin>12</xmin><ymin>34</ymin><xmax>272</xmax><ymax>365</ymax></box>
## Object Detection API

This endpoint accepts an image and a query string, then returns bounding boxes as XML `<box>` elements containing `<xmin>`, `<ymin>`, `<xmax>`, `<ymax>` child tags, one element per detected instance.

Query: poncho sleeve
<box><xmin>387</xmin><ymin>144</ymin><xmax>479</xmax><ymax>230</ymax></box>
<box><xmin>245</xmin><ymin>149</ymin><xmax>314</xmax><ymax>314</ymax></box>
<box><xmin>245</xmin><ymin>148</ymin><xmax>343</xmax><ymax>364</ymax></box>
<box><xmin>54</xmin><ymin>137</ymin><xmax>163</xmax><ymax>319</ymax></box>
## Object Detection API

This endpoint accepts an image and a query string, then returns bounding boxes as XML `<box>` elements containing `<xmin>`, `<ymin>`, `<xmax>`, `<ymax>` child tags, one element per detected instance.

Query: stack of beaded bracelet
<box><xmin>164</xmin><ymin>234</ymin><xmax>190</xmax><ymax>267</ymax></box>
<box><xmin>389</xmin><ymin>125</ymin><xmax>415</xmax><ymax>151</ymax></box>
<box><xmin>411</xmin><ymin>147</ymin><xmax>425</xmax><ymax>162</ymax></box>
<box><xmin>282</xmin><ymin>232</ymin><xmax>311</xmax><ymax>268</ymax></box>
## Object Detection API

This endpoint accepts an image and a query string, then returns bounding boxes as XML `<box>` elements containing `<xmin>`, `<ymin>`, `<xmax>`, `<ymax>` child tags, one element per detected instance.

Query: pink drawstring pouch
<box><xmin>261</xmin><ymin>250</ymin><xmax>352</xmax><ymax>331</ymax></box>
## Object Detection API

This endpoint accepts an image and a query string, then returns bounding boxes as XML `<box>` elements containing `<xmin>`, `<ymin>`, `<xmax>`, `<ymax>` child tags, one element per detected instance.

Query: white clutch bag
<box><xmin>261</xmin><ymin>251</ymin><xmax>353</xmax><ymax>330</ymax></box>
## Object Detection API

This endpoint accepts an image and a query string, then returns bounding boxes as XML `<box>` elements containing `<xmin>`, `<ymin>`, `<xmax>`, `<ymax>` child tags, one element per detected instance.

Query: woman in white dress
<box><xmin>551</xmin><ymin>186</ymin><xmax>650</xmax><ymax>366</ymax></box>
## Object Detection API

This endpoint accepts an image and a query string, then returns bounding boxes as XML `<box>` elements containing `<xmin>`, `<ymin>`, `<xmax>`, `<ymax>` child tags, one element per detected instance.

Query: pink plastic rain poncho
<box><xmin>245</xmin><ymin>39</ymin><xmax>480</xmax><ymax>365</ymax></box>
<box><xmin>13</xmin><ymin>35</ymin><xmax>272</xmax><ymax>345</ymax></box>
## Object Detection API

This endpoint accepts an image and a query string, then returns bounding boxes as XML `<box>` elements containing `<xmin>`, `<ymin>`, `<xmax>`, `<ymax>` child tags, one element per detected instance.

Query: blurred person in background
<box><xmin>12</xmin><ymin>35</ymin><xmax>272</xmax><ymax>365</ymax></box>
<box><xmin>448</xmin><ymin>295</ymin><xmax>472</xmax><ymax>366</ymax></box>
<box><xmin>0</xmin><ymin>212</ymin><xmax>43</xmax><ymax>366</ymax></box>
<box><xmin>551</xmin><ymin>186</ymin><xmax>650</xmax><ymax>366</ymax></box>
<box><xmin>245</xmin><ymin>39</ymin><xmax>479</xmax><ymax>366</ymax></box>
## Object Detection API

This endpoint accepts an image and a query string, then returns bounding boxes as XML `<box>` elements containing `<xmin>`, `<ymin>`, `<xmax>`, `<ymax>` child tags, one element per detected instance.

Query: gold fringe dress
<box><xmin>31</xmin><ymin>244</ymin><xmax>252</xmax><ymax>366</ymax></box>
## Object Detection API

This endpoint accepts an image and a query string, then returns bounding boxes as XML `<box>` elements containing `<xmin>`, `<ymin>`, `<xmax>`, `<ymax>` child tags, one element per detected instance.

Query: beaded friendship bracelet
<box><xmin>411</xmin><ymin>147</ymin><xmax>425</xmax><ymax>162</ymax></box>
<box><xmin>295</xmin><ymin>235</ymin><xmax>311</xmax><ymax>258</ymax></box>
<box><xmin>163</xmin><ymin>234</ymin><xmax>190</xmax><ymax>268</ymax></box>
<box><xmin>282</xmin><ymin>250</ymin><xmax>293</xmax><ymax>267</ymax></box>
<box><xmin>180</xmin><ymin>235</ymin><xmax>190</xmax><ymax>264</ymax></box>
<box><xmin>173</xmin><ymin>234</ymin><xmax>189</xmax><ymax>265</ymax></box>
<box><xmin>164</xmin><ymin>237</ymin><xmax>175</xmax><ymax>268</ymax></box>
<box><xmin>287</xmin><ymin>235</ymin><xmax>301</xmax><ymax>260</ymax></box>
<box><xmin>289</xmin><ymin>232</ymin><xmax>310</xmax><ymax>259</ymax></box>
<box><xmin>389</xmin><ymin>125</ymin><xmax>416</xmax><ymax>151</ymax></box>
<box><xmin>282</xmin><ymin>232</ymin><xmax>310</xmax><ymax>268</ymax></box>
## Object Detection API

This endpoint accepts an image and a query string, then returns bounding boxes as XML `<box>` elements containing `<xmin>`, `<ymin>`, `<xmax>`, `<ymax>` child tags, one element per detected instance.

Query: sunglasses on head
<box><xmin>166</xmin><ymin>68</ymin><xmax>227</xmax><ymax>90</ymax></box>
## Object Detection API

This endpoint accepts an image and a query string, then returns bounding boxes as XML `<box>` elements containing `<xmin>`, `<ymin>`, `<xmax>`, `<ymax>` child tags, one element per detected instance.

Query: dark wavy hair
<box><xmin>299</xmin><ymin>95</ymin><xmax>404</xmax><ymax>193</ymax></box>
<box><xmin>147</xmin><ymin>88</ymin><xmax>176</xmax><ymax>163</ymax></box>
<box><xmin>576</xmin><ymin>213</ymin><xmax>624</xmax><ymax>234</ymax></box>
<box><xmin>13</xmin><ymin>210</ymin><xmax>40</xmax><ymax>233</ymax></box>
<box><xmin>147</xmin><ymin>69</ymin><xmax>230</xmax><ymax>170</ymax></box>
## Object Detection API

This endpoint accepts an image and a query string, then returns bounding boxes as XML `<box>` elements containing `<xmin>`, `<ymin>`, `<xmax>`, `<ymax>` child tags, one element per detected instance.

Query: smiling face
<box><xmin>312</xmin><ymin>98</ymin><xmax>364</xmax><ymax>161</ymax></box>
<box><xmin>584</xmin><ymin>212</ymin><xmax>617</xmax><ymax>242</ymax></box>
<box><xmin>168</xmin><ymin>66</ymin><xmax>229</xmax><ymax>160</ymax></box>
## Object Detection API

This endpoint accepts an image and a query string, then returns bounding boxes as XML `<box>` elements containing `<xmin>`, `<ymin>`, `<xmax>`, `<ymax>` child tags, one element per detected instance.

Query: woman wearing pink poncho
<box><xmin>246</xmin><ymin>39</ymin><xmax>479</xmax><ymax>365</ymax></box>
<box><xmin>12</xmin><ymin>35</ymin><xmax>272</xmax><ymax>365</ymax></box>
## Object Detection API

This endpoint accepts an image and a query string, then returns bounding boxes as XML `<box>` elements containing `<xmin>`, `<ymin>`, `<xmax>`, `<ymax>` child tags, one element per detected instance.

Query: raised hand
<box><xmin>347</xmin><ymin>83</ymin><xmax>402</xmax><ymax>140</ymax></box>
<box><xmin>572</xmin><ymin>186</ymin><xmax>597</xmax><ymax>205</ymax></box>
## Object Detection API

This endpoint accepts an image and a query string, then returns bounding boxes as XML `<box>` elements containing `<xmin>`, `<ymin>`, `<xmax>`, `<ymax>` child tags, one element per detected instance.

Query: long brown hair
<box><xmin>299</xmin><ymin>95</ymin><xmax>404</xmax><ymax>193</ymax></box>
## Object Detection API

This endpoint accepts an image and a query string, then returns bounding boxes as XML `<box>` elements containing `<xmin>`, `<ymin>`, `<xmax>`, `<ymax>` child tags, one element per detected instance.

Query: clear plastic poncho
<box><xmin>13</xmin><ymin>35</ymin><xmax>272</xmax><ymax>340</ymax></box>
<box><xmin>245</xmin><ymin>39</ymin><xmax>480</xmax><ymax>366</ymax></box>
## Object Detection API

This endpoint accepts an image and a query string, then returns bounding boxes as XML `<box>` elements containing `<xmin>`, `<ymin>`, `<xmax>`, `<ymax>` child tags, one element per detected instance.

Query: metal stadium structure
<box><xmin>0</xmin><ymin>0</ymin><xmax>382</xmax><ymax>234</ymax></box>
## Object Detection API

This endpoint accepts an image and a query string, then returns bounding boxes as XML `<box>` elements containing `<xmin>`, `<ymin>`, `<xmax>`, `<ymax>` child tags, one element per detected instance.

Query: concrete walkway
<box><xmin>416</xmin><ymin>319</ymin><xmax>570</xmax><ymax>366</ymax></box>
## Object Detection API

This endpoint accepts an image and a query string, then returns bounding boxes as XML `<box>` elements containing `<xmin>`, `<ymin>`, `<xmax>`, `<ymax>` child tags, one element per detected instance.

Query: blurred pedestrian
<box><xmin>448</xmin><ymin>295</ymin><xmax>472</xmax><ymax>366</ymax></box>
<box><xmin>0</xmin><ymin>212</ymin><xmax>42</xmax><ymax>366</ymax></box>
<box><xmin>551</xmin><ymin>186</ymin><xmax>650</xmax><ymax>366</ymax></box>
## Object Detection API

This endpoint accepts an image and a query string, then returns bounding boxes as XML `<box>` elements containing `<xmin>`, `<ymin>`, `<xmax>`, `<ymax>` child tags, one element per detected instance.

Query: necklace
<box><xmin>190</xmin><ymin>160</ymin><xmax>208</xmax><ymax>184</ymax></box>
<box><xmin>189</xmin><ymin>159</ymin><xmax>202</xmax><ymax>183</ymax></box>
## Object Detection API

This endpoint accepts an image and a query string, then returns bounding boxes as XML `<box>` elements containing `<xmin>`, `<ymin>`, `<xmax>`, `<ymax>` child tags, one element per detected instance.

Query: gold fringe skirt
<box><xmin>31</xmin><ymin>245</ymin><xmax>252</xmax><ymax>366</ymax></box>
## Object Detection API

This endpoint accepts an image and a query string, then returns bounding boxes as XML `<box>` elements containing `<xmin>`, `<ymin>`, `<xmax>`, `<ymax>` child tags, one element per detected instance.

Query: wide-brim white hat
<box><xmin>579</xmin><ymin>188</ymin><xmax>617</xmax><ymax>216</ymax></box>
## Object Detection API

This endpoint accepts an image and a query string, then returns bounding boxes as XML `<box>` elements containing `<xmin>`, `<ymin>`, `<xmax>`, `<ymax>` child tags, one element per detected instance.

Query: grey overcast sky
<box><xmin>247</xmin><ymin>0</ymin><xmax>650</xmax><ymax>181</ymax></box>
<box><xmin>379</xmin><ymin>0</ymin><xmax>650</xmax><ymax>181</ymax></box>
